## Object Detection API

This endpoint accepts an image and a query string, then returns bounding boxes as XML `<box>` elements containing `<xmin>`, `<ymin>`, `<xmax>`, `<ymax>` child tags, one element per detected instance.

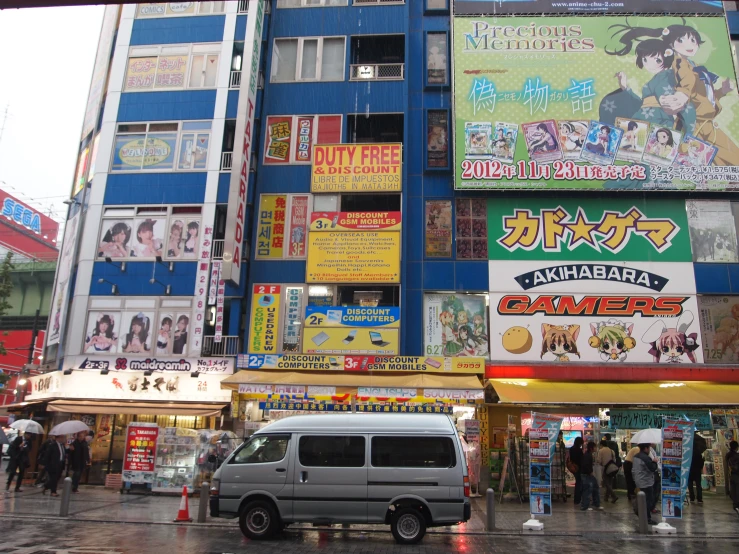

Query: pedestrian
<box><xmin>569</xmin><ymin>436</ymin><xmax>584</xmax><ymax>506</ymax></box>
<box><xmin>624</xmin><ymin>444</ymin><xmax>640</xmax><ymax>501</ymax></box>
<box><xmin>632</xmin><ymin>443</ymin><xmax>658</xmax><ymax>525</ymax></box>
<box><xmin>597</xmin><ymin>439</ymin><xmax>619</xmax><ymax>503</ymax></box>
<box><xmin>689</xmin><ymin>432</ymin><xmax>707</xmax><ymax>505</ymax></box>
<box><xmin>726</xmin><ymin>440</ymin><xmax>739</xmax><ymax>515</ymax></box>
<box><xmin>35</xmin><ymin>435</ymin><xmax>55</xmax><ymax>487</ymax></box>
<box><xmin>580</xmin><ymin>441</ymin><xmax>602</xmax><ymax>511</ymax></box>
<box><xmin>41</xmin><ymin>435</ymin><xmax>67</xmax><ymax>497</ymax></box>
<box><xmin>5</xmin><ymin>432</ymin><xmax>31</xmax><ymax>493</ymax></box>
<box><xmin>604</xmin><ymin>433</ymin><xmax>620</xmax><ymax>460</ymax></box>
<box><xmin>649</xmin><ymin>445</ymin><xmax>661</xmax><ymax>514</ymax></box>
<box><xmin>68</xmin><ymin>431</ymin><xmax>90</xmax><ymax>493</ymax></box>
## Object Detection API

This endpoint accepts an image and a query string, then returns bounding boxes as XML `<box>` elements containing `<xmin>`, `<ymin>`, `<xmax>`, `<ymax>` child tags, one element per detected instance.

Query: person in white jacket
<box><xmin>597</xmin><ymin>439</ymin><xmax>619</xmax><ymax>503</ymax></box>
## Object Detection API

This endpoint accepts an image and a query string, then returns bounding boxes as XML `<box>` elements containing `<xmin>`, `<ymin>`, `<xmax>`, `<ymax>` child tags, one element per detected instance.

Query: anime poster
<box><xmin>84</xmin><ymin>311</ymin><xmax>120</xmax><ymax>354</ymax></box>
<box><xmin>465</xmin><ymin>122</ymin><xmax>492</xmax><ymax>157</ymax></box>
<box><xmin>686</xmin><ymin>200</ymin><xmax>739</xmax><ymax>263</ymax></box>
<box><xmin>697</xmin><ymin>295</ymin><xmax>739</xmax><ymax>364</ymax></box>
<box><xmin>642</xmin><ymin>125</ymin><xmax>681</xmax><ymax>167</ymax></box>
<box><xmin>427</xmin><ymin>110</ymin><xmax>450</xmax><ymax>168</ymax></box>
<box><xmin>673</xmin><ymin>135</ymin><xmax>717</xmax><ymax>168</ymax></box>
<box><xmin>558</xmin><ymin>120</ymin><xmax>588</xmax><ymax>160</ymax></box>
<box><xmin>615</xmin><ymin>118</ymin><xmax>649</xmax><ymax>163</ymax></box>
<box><xmin>492</xmin><ymin>122</ymin><xmax>518</xmax><ymax>163</ymax></box>
<box><xmin>452</xmin><ymin>0</ymin><xmax>725</xmax><ymax>16</ymax></box>
<box><xmin>453</xmin><ymin>16</ymin><xmax>739</xmax><ymax>190</ymax></box>
<box><xmin>424</xmin><ymin>293</ymin><xmax>489</xmax><ymax>358</ymax></box>
<box><xmin>425</xmin><ymin>200</ymin><xmax>453</xmax><ymax>258</ymax></box>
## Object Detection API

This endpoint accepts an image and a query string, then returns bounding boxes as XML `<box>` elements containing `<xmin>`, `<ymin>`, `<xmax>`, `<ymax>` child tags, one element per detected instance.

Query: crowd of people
<box><xmin>567</xmin><ymin>433</ymin><xmax>739</xmax><ymax>523</ymax></box>
<box><xmin>4</xmin><ymin>431</ymin><xmax>90</xmax><ymax>496</ymax></box>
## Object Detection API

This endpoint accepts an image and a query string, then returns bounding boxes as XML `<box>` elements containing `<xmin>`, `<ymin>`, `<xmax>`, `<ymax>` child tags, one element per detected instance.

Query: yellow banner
<box><xmin>125</xmin><ymin>57</ymin><xmax>157</xmax><ymax>90</ymax></box>
<box><xmin>307</xmin><ymin>231</ymin><xmax>400</xmax><ymax>283</ymax></box>
<box><xmin>311</xmin><ymin>143</ymin><xmax>402</xmax><ymax>193</ymax></box>
<box><xmin>248</xmin><ymin>285</ymin><xmax>281</xmax><ymax>354</ymax></box>
<box><xmin>255</xmin><ymin>195</ymin><xmax>286</xmax><ymax>259</ymax></box>
<box><xmin>244</xmin><ymin>354</ymin><xmax>486</xmax><ymax>374</ymax></box>
<box><xmin>303</xmin><ymin>327</ymin><xmax>400</xmax><ymax>355</ymax></box>
<box><xmin>310</xmin><ymin>211</ymin><xmax>402</xmax><ymax>231</ymax></box>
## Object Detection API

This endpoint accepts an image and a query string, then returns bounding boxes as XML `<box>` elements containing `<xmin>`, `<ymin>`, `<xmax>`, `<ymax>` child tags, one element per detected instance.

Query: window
<box><xmin>136</xmin><ymin>2</ymin><xmax>226</xmax><ymax>18</ymax></box>
<box><xmin>350</xmin><ymin>35</ymin><xmax>404</xmax><ymax>81</ymax></box>
<box><xmin>426</xmin><ymin>109</ymin><xmax>449</xmax><ymax>171</ymax></box>
<box><xmin>256</xmin><ymin>194</ymin><xmax>312</xmax><ymax>259</ymax></box>
<box><xmin>425</xmin><ymin>0</ymin><xmax>448</xmax><ymax>10</ymax></box>
<box><xmin>271</xmin><ymin>37</ymin><xmax>346</xmax><ymax>82</ymax></box>
<box><xmin>278</xmin><ymin>0</ymin><xmax>348</xmax><ymax>7</ymax></box>
<box><xmin>298</xmin><ymin>435</ymin><xmax>365</xmax><ymax>467</ymax></box>
<box><xmin>97</xmin><ymin>205</ymin><xmax>202</xmax><ymax>261</ymax></box>
<box><xmin>125</xmin><ymin>44</ymin><xmax>220</xmax><ymax>91</ymax></box>
<box><xmin>456</xmin><ymin>198</ymin><xmax>488</xmax><ymax>259</ymax></box>
<box><xmin>233</xmin><ymin>435</ymin><xmax>289</xmax><ymax>464</ymax></box>
<box><xmin>426</xmin><ymin>32</ymin><xmax>448</xmax><ymax>86</ymax></box>
<box><xmin>348</xmin><ymin>113</ymin><xmax>403</xmax><ymax>144</ymax></box>
<box><xmin>264</xmin><ymin>115</ymin><xmax>342</xmax><ymax>164</ymax></box>
<box><xmin>371</xmin><ymin>436</ymin><xmax>456</xmax><ymax>468</ymax></box>
<box><xmin>84</xmin><ymin>297</ymin><xmax>195</xmax><ymax>355</ymax></box>
<box><xmin>112</xmin><ymin>121</ymin><xmax>211</xmax><ymax>172</ymax></box>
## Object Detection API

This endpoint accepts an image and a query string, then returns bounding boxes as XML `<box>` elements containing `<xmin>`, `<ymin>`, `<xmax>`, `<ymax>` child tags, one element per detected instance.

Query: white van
<box><xmin>210</xmin><ymin>413</ymin><xmax>471</xmax><ymax>544</ymax></box>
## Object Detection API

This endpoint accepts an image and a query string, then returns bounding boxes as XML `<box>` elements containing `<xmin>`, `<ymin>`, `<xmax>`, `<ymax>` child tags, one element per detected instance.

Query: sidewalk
<box><xmin>1</xmin><ymin>485</ymin><xmax>737</xmax><ymax>537</ymax></box>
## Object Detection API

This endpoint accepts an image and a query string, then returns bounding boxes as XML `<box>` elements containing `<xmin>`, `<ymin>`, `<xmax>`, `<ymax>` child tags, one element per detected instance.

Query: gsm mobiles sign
<box><xmin>2</xmin><ymin>198</ymin><xmax>42</xmax><ymax>233</ymax></box>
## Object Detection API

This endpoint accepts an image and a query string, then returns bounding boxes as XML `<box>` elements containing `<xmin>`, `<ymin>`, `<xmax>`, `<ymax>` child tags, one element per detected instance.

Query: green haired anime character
<box><xmin>588</xmin><ymin>319</ymin><xmax>636</xmax><ymax>362</ymax></box>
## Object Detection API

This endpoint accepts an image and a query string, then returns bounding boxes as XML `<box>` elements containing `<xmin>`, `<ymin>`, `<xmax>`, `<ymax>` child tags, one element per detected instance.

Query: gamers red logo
<box><xmin>497</xmin><ymin>295</ymin><xmax>689</xmax><ymax>317</ymax></box>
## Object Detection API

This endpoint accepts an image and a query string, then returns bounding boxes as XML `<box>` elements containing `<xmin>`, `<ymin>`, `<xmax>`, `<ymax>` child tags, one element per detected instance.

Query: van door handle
<box><xmin>300</xmin><ymin>471</ymin><xmax>308</xmax><ymax>483</ymax></box>
<box><xmin>275</xmin><ymin>468</ymin><xmax>286</xmax><ymax>473</ymax></box>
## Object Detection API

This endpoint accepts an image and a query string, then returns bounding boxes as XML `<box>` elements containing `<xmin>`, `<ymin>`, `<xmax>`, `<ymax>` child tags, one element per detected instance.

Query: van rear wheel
<box><xmin>391</xmin><ymin>507</ymin><xmax>426</xmax><ymax>545</ymax></box>
<box><xmin>239</xmin><ymin>500</ymin><xmax>279</xmax><ymax>540</ymax></box>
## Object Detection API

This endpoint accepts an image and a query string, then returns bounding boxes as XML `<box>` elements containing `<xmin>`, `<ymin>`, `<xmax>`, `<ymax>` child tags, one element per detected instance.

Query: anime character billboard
<box><xmin>453</xmin><ymin>15</ymin><xmax>739</xmax><ymax>190</ymax></box>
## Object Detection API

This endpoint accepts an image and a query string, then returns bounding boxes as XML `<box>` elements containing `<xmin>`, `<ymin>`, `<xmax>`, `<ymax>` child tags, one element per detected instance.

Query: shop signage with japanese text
<box><xmin>59</xmin><ymin>355</ymin><xmax>233</xmax><ymax>374</ymax></box>
<box><xmin>242</xmin><ymin>354</ymin><xmax>485</xmax><ymax>373</ymax></box>
<box><xmin>248</xmin><ymin>285</ymin><xmax>281</xmax><ymax>354</ymax></box>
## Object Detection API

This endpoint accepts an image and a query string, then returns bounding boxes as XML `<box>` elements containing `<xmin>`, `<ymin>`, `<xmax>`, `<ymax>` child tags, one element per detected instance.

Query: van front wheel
<box><xmin>239</xmin><ymin>500</ymin><xmax>279</xmax><ymax>540</ymax></box>
<box><xmin>391</xmin><ymin>507</ymin><xmax>427</xmax><ymax>544</ymax></box>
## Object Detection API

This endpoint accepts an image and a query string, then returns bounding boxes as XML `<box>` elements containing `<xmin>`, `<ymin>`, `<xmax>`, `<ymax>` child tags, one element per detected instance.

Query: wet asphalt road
<box><xmin>0</xmin><ymin>519</ymin><xmax>738</xmax><ymax>554</ymax></box>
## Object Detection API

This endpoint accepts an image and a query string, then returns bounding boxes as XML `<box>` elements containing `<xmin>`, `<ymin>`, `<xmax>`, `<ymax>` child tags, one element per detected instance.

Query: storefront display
<box><xmin>154</xmin><ymin>427</ymin><xmax>199</xmax><ymax>493</ymax></box>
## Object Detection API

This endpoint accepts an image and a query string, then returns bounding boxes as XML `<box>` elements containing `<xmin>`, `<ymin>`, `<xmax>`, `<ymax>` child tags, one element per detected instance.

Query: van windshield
<box><xmin>232</xmin><ymin>435</ymin><xmax>289</xmax><ymax>464</ymax></box>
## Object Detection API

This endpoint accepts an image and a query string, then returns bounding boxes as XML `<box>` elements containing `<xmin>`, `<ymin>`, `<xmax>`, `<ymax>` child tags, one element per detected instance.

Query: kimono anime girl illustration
<box><xmin>602</xmin><ymin>20</ymin><xmax>738</xmax><ymax>165</ymax></box>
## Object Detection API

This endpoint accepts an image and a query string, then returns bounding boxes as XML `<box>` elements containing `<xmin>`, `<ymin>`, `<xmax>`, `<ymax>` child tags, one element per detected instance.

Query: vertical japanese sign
<box><xmin>296</xmin><ymin>117</ymin><xmax>314</xmax><ymax>162</ymax></box>
<box><xmin>425</xmin><ymin>200</ymin><xmax>452</xmax><ymax>258</ymax></box>
<box><xmin>282</xmin><ymin>286</ymin><xmax>304</xmax><ymax>353</ymax></box>
<box><xmin>189</xmin><ymin>221</ymin><xmax>213</xmax><ymax>356</ymax></box>
<box><xmin>248</xmin><ymin>285</ymin><xmax>281</xmax><ymax>354</ymax></box>
<box><xmin>287</xmin><ymin>195</ymin><xmax>309</xmax><ymax>258</ymax></box>
<box><xmin>529</xmin><ymin>413</ymin><xmax>563</xmax><ymax>516</ymax></box>
<box><xmin>122</xmin><ymin>423</ymin><xmax>159</xmax><ymax>484</ymax></box>
<box><xmin>256</xmin><ymin>194</ymin><xmax>286</xmax><ymax>259</ymax></box>
<box><xmin>214</xmin><ymin>268</ymin><xmax>226</xmax><ymax>343</ymax></box>
<box><xmin>661</xmin><ymin>417</ymin><xmax>694</xmax><ymax>519</ymax></box>
<box><xmin>222</xmin><ymin>0</ymin><xmax>266</xmax><ymax>285</ymax></box>
<box><xmin>46</xmin><ymin>213</ymin><xmax>80</xmax><ymax>347</ymax></box>
<box><xmin>264</xmin><ymin>116</ymin><xmax>292</xmax><ymax>163</ymax></box>
<box><xmin>208</xmin><ymin>261</ymin><xmax>221</xmax><ymax>306</ymax></box>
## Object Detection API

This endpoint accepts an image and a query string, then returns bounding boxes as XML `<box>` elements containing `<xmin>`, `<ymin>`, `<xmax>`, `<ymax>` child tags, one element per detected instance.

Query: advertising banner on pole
<box><xmin>661</xmin><ymin>417</ymin><xmax>696</xmax><ymax>519</ymax></box>
<box><xmin>452</xmin><ymin>0</ymin><xmax>725</xmax><ymax>16</ymax></box>
<box><xmin>529</xmin><ymin>412</ymin><xmax>564</xmax><ymax>516</ymax></box>
<box><xmin>453</xmin><ymin>15</ymin><xmax>739</xmax><ymax>191</ymax></box>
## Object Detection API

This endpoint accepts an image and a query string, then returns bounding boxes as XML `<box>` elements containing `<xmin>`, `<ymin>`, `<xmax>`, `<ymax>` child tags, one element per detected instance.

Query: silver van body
<box><xmin>210</xmin><ymin>413</ymin><xmax>470</xmax><ymax>539</ymax></box>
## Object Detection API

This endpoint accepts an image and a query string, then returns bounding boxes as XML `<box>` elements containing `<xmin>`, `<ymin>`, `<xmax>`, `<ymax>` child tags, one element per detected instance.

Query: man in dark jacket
<box><xmin>569</xmin><ymin>437</ymin><xmax>584</xmax><ymax>505</ymax></box>
<box><xmin>5</xmin><ymin>432</ymin><xmax>31</xmax><ymax>492</ymax></box>
<box><xmin>689</xmin><ymin>432</ymin><xmax>707</xmax><ymax>504</ymax></box>
<box><xmin>632</xmin><ymin>443</ymin><xmax>658</xmax><ymax>524</ymax></box>
<box><xmin>580</xmin><ymin>441</ymin><xmax>602</xmax><ymax>511</ymax></box>
<box><xmin>42</xmin><ymin>435</ymin><xmax>67</xmax><ymax>497</ymax></box>
<box><xmin>604</xmin><ymin>433</ymin><xmax>620</xmax><ymax>461</ymax></box>
<box><xmin>727</xmin><ymin>440</ymin><xmax>739</xmax><ymax>513</ymax></box>
<box><xmin>34</xmin><ymin>435</ymin><xmax>55</xmax><ymax>487</ymax></box>
<box><xmin>68</xmin><ymin>432</ymin><xmax>90</xmax><ymax>493</ymax></box>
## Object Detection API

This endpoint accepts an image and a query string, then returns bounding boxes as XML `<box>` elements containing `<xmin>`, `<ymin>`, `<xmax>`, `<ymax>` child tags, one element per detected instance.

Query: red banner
<box><xmin>123</xmin><ymin>425</ymin><xmax>159</xmax><ymax>473</ymax></box>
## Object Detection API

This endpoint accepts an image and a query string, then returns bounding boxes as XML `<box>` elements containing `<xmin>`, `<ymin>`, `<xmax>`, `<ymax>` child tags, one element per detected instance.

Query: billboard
<box><xmin>424</xmin><ymin>293</ymin><xmax>490</xmax><ymax>358</ymax></box>
<box><xmin>303</xmin><ymin>327</ymin><xmax>400</xmax><ymax>355</ymax></box>
<box><xmin>242</xmin><ymin>354</ymin><xmax>486</xmax><ymax>373</ymax></box>
<box><xmin>453</xmin><ymin>0</ymin><xmax>725</xmax><ymax>16</ymax></box>
<box><xmin>453</xmin><ymin>16</ymin><xmax>739</xmax><ymax>190</ymax></box>
<box><xmin>306</xmin><ymin>231</ymin><xmax>401</xmax><ymax>283</ymax></box>
<box><xmin>305</xmin><ymin>306</ymin><xmax>400</xmax><ymax>328</ymax></box>
<box><xmin>697</xmin><ymin>295</ymin><xmax>739</xmax><ymax>364</ymax></box>
<box><xmin>311</xmin><ymin>143</ymin><xmax>402</xmax><ymax>193</ymax></box>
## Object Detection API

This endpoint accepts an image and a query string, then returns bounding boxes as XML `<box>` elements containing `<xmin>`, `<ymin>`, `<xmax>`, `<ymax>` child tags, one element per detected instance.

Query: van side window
<box><xmin>371</xmin><ymin>437</ymin><xmax>456</xmax><ymax>468</ymax></box>
<box><xmin>298</xmin><ymin>435</ymin><xmax>365</xmax><ymax>467</ymax></box>
<box><xmin>232</xmin><ymin>435</ymin><xmax>289</xmax><ymax>464</ymax></box>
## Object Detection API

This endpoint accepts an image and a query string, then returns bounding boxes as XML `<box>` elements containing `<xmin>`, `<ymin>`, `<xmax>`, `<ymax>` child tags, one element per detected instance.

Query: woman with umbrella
<box><xmin>5</xmin><ymin>420</ymin><xmax>43</xmax><ymax>493</ymax></box>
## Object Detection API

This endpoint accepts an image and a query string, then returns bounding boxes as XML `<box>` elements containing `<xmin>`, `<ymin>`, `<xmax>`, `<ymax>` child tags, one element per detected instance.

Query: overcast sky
<box><xmin>0</xmin><ymin>5</ymin><xmax>104</xmax><ymax>225</ymax></box>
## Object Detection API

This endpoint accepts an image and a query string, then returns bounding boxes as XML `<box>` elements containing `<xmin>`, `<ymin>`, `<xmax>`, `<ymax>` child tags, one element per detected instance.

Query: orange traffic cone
<box><xmin>173</xmin><ymin>486</ymin><xmax>192</xmax><ymax>522</ymax></box>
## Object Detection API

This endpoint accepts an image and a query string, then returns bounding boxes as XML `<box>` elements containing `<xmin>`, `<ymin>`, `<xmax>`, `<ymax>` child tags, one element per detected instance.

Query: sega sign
<box><xmin>2</xmin><ymin>198</ymin><xmax>42</xmax><ymax>234</ymax></box>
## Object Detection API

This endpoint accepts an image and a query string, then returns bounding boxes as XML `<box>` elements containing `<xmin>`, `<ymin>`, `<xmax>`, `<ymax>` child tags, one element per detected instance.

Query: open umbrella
<box><xmin>0</xmin><ymin>427</ymin><xmax>9</xmax><ymax>446</ymax></box>
<box><xmin>50</xmin><ymin>420</ymin><xmax>90</xmax><ymax>436</ymax></box>
<box><xmin>10</xmin><ymin>419</ymin><xmax>44</xmax><ymax>434</ymax></box>
<box><xmin>630</xmin><ymin>428</ymin><xmax>662</xmax><ymax>445</ymax></box>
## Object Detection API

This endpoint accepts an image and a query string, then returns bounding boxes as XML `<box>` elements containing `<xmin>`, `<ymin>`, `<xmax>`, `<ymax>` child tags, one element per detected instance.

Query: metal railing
<box><xmin>210</xmin><ymin>239</ymin><xmax>225</xmax><ymax>260</ymax></box>
<box><xmin>353</xmin><ymin>0</ymin><xmax>405</xmax><ymax>4</ymax></box>
<box><xmin>202</xmin><ymin>336</ymin><xmax>241</xmax><ymax>357</ymax></box>
<box><xmin>221</xmin><ymin>152</ymin><xmax>233</xmax><ymax>171</ymax></box>
<box><xmin>350</xmin><ymin>63</ymin><xmax>404</xmax><ymax>81</ymax></box>
<box><xmin>230</xmin><ymin>70</ymin><xmax>241</xmax><ymax>89</ymax></box>
<box><xmin>238</xmin><ymin>0</ymin><xmax>249</xmax><ymax>13</ymax></box>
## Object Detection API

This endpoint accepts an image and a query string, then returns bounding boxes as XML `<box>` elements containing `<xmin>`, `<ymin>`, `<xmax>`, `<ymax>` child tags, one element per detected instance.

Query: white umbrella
<box><xmin>10</xmin><ymin>419</ymin><xmax>44</xmax><ymax>434</ymax></box>
<box><xmin>50</xmin><ymin>420</ymin><xmax>90</xmax><ymax>436</ymax></box>
<box><xmin>630</xmin><ymin>428</ymin><xmax>662</xmax><ymax>444</ymax></box>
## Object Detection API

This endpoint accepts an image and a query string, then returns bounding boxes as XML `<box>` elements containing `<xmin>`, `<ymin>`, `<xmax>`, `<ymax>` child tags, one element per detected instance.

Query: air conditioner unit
<box><xmin>356</xmin><ymin>65</ymin><xmax>375</xmax><ymax>79</ymax></box>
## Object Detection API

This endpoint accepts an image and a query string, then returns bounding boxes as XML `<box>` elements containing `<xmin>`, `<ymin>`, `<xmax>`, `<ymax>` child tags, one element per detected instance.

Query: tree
<box><xmin>0</xmin><ymin>252</ymin><xmax>14</xmax><ymax>389</ymax></box>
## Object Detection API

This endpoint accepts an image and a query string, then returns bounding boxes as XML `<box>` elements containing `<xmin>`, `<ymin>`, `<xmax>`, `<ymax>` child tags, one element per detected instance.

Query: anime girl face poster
<box><xmin>492</xmin><ymin>122</ymin><xmax>518</xmax><ymax>163</ymax></box>
<box><xmin>643</xmin><ymin>124</ymin><xmax>682</xmax><ymax>167</ymax></box>
<box><xmin>464</xmin><ymin>122</ymin><xmax>492</xmax><ymax>158</ymax></box>
<box><xmin>558</xmin><ymin>120</ymin><xmax>588</xmax><ymax>160</ymax></box>
<box><xmin>615</xmin><ymin>117</ymin><xmax>649</xmax><ymax>163</ymax></box>
<box><xmin>580</xmin><ymin>121</ymin><xmax>623</xmax><ymax>165</ymax></box>
<box><xmin>522</xmin><ymin>120</ymin><xmax>562</xmax><ymax>164</ymax></box>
